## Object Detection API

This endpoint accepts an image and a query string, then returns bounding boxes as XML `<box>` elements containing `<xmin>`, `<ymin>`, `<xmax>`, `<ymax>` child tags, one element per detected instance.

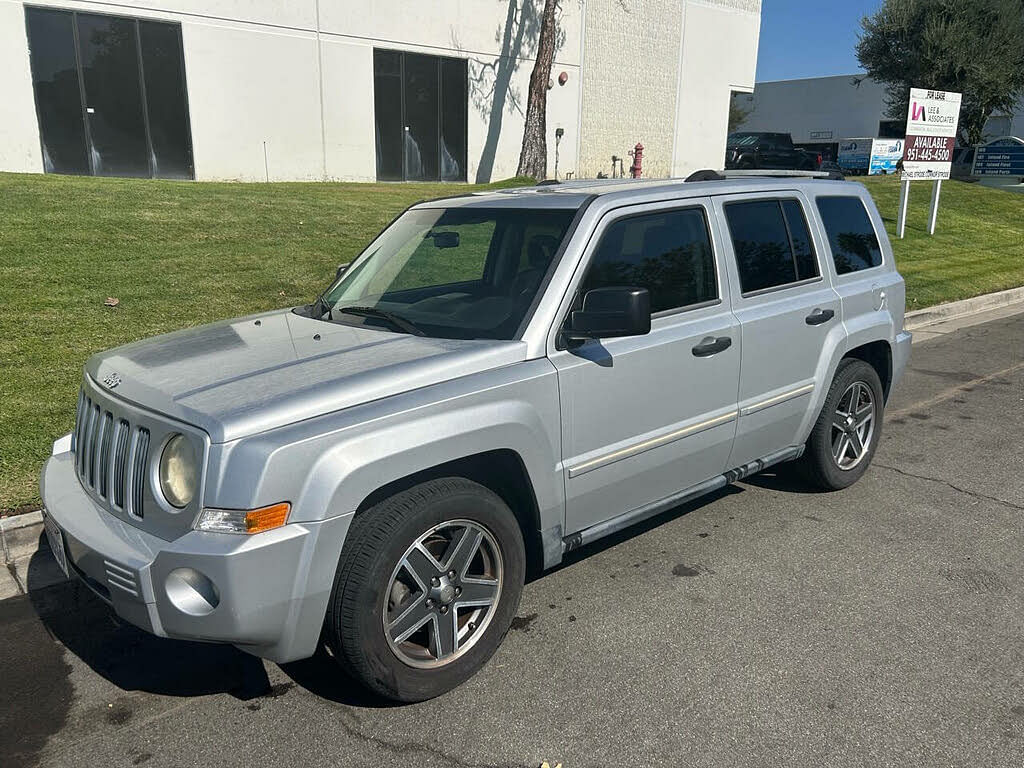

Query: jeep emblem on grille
<box><xmin>102</xmin><ymin>372</ymin><xmax>122</xmax><ymax>389</ymax></box>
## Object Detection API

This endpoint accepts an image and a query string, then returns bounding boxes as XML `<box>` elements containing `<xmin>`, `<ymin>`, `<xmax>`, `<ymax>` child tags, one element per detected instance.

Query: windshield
<box><xmin>727</xmin><ymin>133</ymin><xmax>761</xmax><ymax>146</ymax></box>
<box><xmin>322</xmin><ymin>206</ymin><xmax>576</xmax><ymax>340</ymax></box>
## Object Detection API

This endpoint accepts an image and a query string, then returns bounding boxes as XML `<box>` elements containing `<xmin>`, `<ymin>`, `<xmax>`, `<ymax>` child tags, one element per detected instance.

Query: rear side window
<box><xmin>724</xmin><ymin>199</ymin><xmax>820</xmax><ymax>294</ymax></box>
<box><xmin>582</xmin><ymin>207</ymin><xmax>718</xmax><ymax>313</ymax></box>
<box><xmin>816</xmin><ymin>196</ymin><xmax>882</xmax><ymax>274</ymax></box>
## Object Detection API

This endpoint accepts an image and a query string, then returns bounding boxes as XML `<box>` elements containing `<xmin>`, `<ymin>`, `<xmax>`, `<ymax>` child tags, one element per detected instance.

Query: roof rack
<box><xmin>684</xmin><ymin>168</ymin><xmax>845</xmax><ymax>182</ymax></box>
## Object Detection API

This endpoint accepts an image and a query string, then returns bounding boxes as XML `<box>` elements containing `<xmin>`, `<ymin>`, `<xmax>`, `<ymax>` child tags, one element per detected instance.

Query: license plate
<box><xmin>43</xmin><ymin>512</ymin><xmax>69</xmax><ymax>578</ymax></box>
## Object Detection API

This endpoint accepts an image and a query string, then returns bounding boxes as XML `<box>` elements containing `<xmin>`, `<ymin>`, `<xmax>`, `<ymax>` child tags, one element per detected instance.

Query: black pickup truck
<box><xmin>725</xmin><ymin>132</ymin><xmax>817</xmax><ymax>170</ymax></box>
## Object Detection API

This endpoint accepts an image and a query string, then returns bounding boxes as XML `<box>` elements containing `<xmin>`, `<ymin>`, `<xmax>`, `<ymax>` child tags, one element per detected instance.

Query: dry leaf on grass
<box><xmin>104</xmin><ymin>297</ymin><xmax>120</xmax><ymax>307</ymax></box>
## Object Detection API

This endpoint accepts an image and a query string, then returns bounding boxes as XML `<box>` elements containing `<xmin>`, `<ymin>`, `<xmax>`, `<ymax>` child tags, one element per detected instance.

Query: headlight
<box><xmin>159</xmin><ymin>434</ymin><xmax>198</xmax><ymax>508</ymax></box>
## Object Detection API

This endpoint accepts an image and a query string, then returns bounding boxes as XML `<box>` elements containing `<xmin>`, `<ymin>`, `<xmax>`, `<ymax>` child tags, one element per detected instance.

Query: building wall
<box><xmin>672</xmin><ymin>0</ymin><xmax>760</xmax><ymax>177</ymax></box>
<box><xmin>733</xmin><ymin>75</ymin><xmax>888</xmax><ymax>144</ymax></box>
<box><xmin>578</xmin><ymin>0</ymin><xmax>684</xmax><ymax>179</ymax></box>
<box><xmin>0</xmin><ymin>0</ymin><xmax>583</xmax><ymax>181</ymax></box>
<box><xmin>0</xmin><ymin>0</ymin><xmax>758</xmax><ymax>181</ymax></box>
<box><xmin>735</xmin><ymin>75</ymin><xmax>1024</xmax><ymax>145</ymax></box>
<box><xmin>578</xmin><ymin>0</ymin><xmax>760</xmax><ymax>180</ymax></box>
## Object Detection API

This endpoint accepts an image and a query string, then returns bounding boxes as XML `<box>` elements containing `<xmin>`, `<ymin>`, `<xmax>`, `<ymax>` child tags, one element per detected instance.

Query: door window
<box><xmin>580</xmin><ymin>208</ymin><xmax>718</xmax><ymax>314</ymax></box>
<box><xmin>724</xmin><ymin>199</ymin><xmax>820</xmax><ymax>294</ymax></box>
<box><xmin>815</xmin><ymin>196</ymin><xmax>883</xmax><ymax>274</ymax></box>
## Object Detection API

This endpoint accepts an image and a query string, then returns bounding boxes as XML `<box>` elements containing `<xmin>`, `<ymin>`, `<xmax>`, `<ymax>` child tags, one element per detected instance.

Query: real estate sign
<box><xmin>901</xmin><ymin>88</ymin><xmax>962</xmax><ymax>180</ymax></box>
<box><xmin>869</xmin><ymin>139</ymin><xmax>904</xmax><ymax>175</ymax></box>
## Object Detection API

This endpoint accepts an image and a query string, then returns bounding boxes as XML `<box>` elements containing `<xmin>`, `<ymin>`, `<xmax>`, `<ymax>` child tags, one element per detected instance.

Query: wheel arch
<box><xmin>843</xmin><ymin>339</ymin><xmax>893</xmax><ymax>402</ymax></box>
<box><xmin>354</xmin><ymin>449</ymin><xmax>547</xmax><ymax>578</ymax></box>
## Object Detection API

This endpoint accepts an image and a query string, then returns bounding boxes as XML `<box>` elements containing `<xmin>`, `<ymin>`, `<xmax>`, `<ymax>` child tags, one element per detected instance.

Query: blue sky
<box><xmin>756</xmin><ymin>0</ymin><xmax>883</xmax><ymax>82</ymax></box>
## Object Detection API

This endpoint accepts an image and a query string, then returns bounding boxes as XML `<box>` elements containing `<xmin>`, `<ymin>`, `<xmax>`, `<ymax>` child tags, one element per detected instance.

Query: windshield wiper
<box><xmin>338</xmin><ymin>306</ymin><xmax>426</xmax><ymax>337</ymax></box>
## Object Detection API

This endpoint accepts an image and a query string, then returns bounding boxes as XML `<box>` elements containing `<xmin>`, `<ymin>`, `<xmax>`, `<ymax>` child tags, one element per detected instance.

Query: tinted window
<box><xmin>373</xmin><ymin>51</ymin><xmax>403</xmax><ymax>181</ymax></box>
<box><xmin>582</xmin><ymin>208</ymin><xmax>717</xmax><ymax>313</ymax></box>
<box><xmin>25</xmin><ymin>8</ymin><xmax>90</xmax><ymax>174</ymax></box>
<box><xmin>77</xmin><ymin>13</ymin><xmax>149</xmax><ymax>177</ymax></box>
<box><xmin>725</xmin><ymin>199</ymin><xmax>820</xmax><ymax>293</ymax></box>
<box><xmin>139</xmin><ymin>21</ymin><xmax>193</xmax><ymax>179</ymax></box>
<box><xmin>403</xmin><ymin>53</ymin><xmax>440</xmax><ymax>181</ymax></box>
<box><xmin>373</xmin><ymin>50</ymin><xmax>468</xmax><ymax>182</ymax></box>
<box><xmin>440</xmin><ymin>58</ymin><xmax>467</xmax><ymax>181</ymax></box>
<box><xmin>782</xmin><ymin>200</ymin><xmax>819</xmax><ymax>281</ymax></box>
<box><xmin>24</xmin><ymin>8</ymin><xmax>192</xmax><ymax>179</ymax></box>
<box><xmin>816</xmin><ymin>196</ymin><xmax>883</xmax><ymax>274</ymax></box>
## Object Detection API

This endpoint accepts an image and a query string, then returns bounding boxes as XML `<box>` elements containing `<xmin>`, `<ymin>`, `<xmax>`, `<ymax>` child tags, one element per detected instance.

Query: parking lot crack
<box><xmin>874</xmin><ymin>462</ymin><xmax>1024</xmax><ymax>511</ymax></box>
<box><xmin>334</xmin><ymin>712</ymin><xmax>522</xmax><ymax>768</ymax></box>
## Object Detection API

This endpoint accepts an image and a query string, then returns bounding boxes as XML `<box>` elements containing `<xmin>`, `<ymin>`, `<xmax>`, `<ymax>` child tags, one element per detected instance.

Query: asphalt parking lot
<box><xmin>2</xmin><ymin>307</ymin><xmax>1022</xmax><ymax>768</ymax></box>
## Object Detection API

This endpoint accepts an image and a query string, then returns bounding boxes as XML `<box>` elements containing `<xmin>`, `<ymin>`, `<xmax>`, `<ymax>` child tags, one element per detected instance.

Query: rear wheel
<box><xmin>799</xmin><ymin>358</ymin><xmax>883</xmax><ymax>490</ymax></box>
<box><xmin>324</xmin><ymin>478</ymin><xmax>525</xmax><ymax>702</ymax></box>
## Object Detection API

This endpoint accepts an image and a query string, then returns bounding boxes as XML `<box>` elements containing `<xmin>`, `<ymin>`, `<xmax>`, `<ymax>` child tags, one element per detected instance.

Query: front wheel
<box><xmin>324</xmin><ymin>478</ymin><xmax>525</xmax><ymax>702</ymax></box>
<box><xmin>798</xmin><ymin>358</ymin><xmax>884</xmax><ymax>490</ymax></box>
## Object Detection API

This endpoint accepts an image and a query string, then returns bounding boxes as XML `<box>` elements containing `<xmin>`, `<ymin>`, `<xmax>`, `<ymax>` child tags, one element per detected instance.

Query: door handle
<box><xmin>805</xmin><ymin>308</ymin><xmax>835</xmax><ymax>326</ymax></box>
<box><xmin>692</xmin><ymin>336</ymin><xmax>732</xmax><ymax>357</ymax></box>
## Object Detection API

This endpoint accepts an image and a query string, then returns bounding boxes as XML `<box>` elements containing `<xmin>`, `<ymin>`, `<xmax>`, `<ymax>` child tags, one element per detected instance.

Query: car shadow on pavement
<box><xmin>740</xmin><ymin>463</ymin><xmax>823</xmax><ymax>494</ymax></box>
<box><xmin>540</xmin><ymin>483</ymin><xmax>746</xmax><ymax>577</ymax></box>
<box><xmin>26</xmin><ymin>547</ymin><xmax>273</xmax><ymax>701</ymax></box>
<box><xmin>279</xmin><ymin>651</ymin><xmax>399</xmax><ymax>708</ymax></box>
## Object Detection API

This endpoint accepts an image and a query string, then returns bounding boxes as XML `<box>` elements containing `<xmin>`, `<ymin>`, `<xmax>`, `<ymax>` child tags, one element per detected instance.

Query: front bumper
<box><xmin>41</xmin><ymin>449</ymin><xmax>352</xmax><ymax>662</ymax></box>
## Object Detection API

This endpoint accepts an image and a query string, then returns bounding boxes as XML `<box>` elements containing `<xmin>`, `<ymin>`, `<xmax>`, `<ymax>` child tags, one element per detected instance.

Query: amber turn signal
<box><xmin>245</xmin><ymin>503</ymin><xmax>291</xmax><ymax>534</ymax></box>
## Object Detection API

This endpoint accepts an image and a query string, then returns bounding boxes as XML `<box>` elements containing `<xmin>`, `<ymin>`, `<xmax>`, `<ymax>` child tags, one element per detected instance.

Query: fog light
<box><xmin>166</xmin><ymin>567</ymin><xmax>219</xmax><ymax>616</ymax></box>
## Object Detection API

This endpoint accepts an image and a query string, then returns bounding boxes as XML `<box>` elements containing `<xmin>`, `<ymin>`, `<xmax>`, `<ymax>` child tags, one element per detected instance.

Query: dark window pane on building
<box><xmin>373</xmin><ymin>50</ymin><xmax>403</xmax><ymax>181</ymax></box>
<box><xmin>440</xmin><ymin>57</ymin><xmax>467</xmax><ymax>181</ymax></box>
<box><xmin>76</xmin><ymin>13</ymin><xmax>149</xmax><ymax>177</ymax></box>
<box><xmin>583</xmin><ymin>208</ymin><xmax>718</xmax><ymax>313</ymax></box>
<box><xmin>725</xmin><ymin>200</ymin><xmax>797</xmax><ymax>293</ymax></box>
<box><xmin>402</xmin><ymin>53</ymin><xmax>439</xmax><ymax>181</ymax></box>
<box><xmin>25</xmin><ymin>8</ymin><xmax>89</xmax><ymax>175</ymax></box>
<box><xmin>816</xmin><ymin>196</ymin><xmax>883</xmax><ymax>274</ymax></box>
<box><xmin>782</xmin><ymin>200</ymin><xmax>819</xmax><ymax>281</ymax></box>
<box><xmin>139</xmin><ymin>21</ymin><xmax>192</xmax><ymax>179</ymax></box>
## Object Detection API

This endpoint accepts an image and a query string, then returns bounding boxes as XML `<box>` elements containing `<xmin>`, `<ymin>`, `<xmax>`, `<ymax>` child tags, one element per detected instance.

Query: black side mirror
<box><xmin>336</xmin><ymin>263</ymin><xmax>349</xmax><ymax>280</ymax></box>
<box><xmin>566</xmin><ymin>287</ymin><xmax>651</xmax><ymax>342</ymax></box>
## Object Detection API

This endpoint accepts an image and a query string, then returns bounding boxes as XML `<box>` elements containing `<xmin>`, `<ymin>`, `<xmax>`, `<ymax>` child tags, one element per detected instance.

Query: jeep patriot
<box><xmin>41</xmin><ymin>173</ymin><xmax>911</xmax><ymax>701</ymax></box>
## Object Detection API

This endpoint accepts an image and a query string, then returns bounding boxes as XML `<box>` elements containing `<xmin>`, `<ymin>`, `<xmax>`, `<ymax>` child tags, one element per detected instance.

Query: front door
<box><xmin>714</xmin><ymin>193</ymin><xmax>842</xmax><ymax>466</ymax></box>
<box><xmin>549</xmin><ymin>200</ymin><xmax>741</xmax><ymax>535</ymax></box>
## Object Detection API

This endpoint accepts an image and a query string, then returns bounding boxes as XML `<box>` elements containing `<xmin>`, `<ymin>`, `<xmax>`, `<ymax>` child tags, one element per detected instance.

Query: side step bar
<box><xmin>562</xmin><ymin>445</ymin><xmax>804</xmax><ymax>553</ymax></box>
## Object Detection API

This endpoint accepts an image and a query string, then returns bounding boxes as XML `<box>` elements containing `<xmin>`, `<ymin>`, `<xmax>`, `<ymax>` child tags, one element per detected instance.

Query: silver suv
<box><xmin>41</xmin><ymin>173</ymin><xmax>911</xmax><ymax>701</ymax></box>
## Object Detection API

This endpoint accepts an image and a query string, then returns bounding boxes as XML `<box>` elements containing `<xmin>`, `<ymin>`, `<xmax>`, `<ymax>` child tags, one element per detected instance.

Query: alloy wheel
<box><xmin>382</xmin><ymin>519</ymin><xmax>503</xmax><ymax>668</ymax></box>
<box><xmin>831</xmin><ymin>380</ymin><xmax>875</xmax><ymax>470</ymax></box>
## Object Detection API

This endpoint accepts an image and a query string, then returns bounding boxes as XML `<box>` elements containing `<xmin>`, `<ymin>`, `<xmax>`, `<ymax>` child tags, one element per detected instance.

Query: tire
<box><xmin>324</xmin><ymin>477</ymin><xmax>525</xmax><ymax>702</ymax></box>
<box><xmin>798</xmin><ymin>358</ymin><xmax>884</xmax><ymax>491</ymax></box>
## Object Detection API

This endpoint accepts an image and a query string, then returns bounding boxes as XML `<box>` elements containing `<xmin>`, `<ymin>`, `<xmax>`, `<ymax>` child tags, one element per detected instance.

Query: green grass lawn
<box><xmin>1</xmin><ymin>172</ymin><xmax>1021</xmax><ymax>513</ymax></box>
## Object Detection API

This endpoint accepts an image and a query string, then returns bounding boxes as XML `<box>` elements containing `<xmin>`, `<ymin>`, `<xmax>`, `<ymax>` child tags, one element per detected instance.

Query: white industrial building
<box><xmin>0</xmin><ymin>0</ymin><xmax>761</xmax><ymax>183</ymax></box>
<box><xmin>734</xmin><ymin>74</ymin><xmax>1024</xmax><ymax>152</ymax></box>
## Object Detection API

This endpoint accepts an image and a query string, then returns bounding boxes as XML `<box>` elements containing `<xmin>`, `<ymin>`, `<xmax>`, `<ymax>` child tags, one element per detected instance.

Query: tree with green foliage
<box><xmin>856</xmin><ymin>0</ymin><xmax>1024</xmax><ymax>146</ymax></box>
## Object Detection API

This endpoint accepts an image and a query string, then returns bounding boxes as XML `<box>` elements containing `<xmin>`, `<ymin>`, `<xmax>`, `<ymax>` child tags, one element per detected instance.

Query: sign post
<box><xmin>897</xmin><ymin>88</ymin><xmax>961</xmax><ymax>237</ymax></box>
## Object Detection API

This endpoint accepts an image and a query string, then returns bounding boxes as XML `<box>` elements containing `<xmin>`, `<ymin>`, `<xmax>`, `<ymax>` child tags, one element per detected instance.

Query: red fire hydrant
<box><xmin>629</xmin><ymin>143</ymin><xmax>644</xmax><ymax>178</ymax></box>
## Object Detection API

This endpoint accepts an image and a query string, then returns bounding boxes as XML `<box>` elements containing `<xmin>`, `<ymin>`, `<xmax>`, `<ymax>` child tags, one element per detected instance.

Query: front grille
<box><xmin>73</xmin><ymin>387</ymin><xmax>149</xmax><ymax>518</ymax></box>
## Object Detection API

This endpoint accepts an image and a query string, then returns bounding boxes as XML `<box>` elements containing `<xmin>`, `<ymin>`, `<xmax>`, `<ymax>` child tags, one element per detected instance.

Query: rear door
<box><xmin>549</xmin><ymin>199</ymin><xmax>741</xmax><ymax>534</ymax></box>
<box><xmin>714</xmin><ymin>192</ymin><xmax>843</xmax><ymax>466</ymax></box>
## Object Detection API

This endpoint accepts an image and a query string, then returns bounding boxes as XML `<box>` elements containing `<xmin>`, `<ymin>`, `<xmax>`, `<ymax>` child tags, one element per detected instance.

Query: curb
<box><xmin>1</xmin><ymin>510</ymin><xmax>44</xmax><ymax>564</ymax></box>
<box><xmin>905</xmin><ymin>286</ymin><xmax>1024</xmax><ymax>331</ymax></box>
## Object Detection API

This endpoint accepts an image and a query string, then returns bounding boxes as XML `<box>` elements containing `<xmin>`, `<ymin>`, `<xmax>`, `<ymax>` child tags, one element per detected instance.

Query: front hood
<box><xmin>85</xmin><ymin>309</ymin><xmax>527</xmax><ymax>442</ymax></box>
